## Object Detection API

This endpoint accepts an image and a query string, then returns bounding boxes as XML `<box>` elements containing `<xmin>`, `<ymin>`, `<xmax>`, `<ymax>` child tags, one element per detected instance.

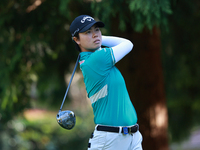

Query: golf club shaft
<box><xmin>59</xmin><ymin>55</ymin><xmax>80</xmax><ymax>111</ymax></box>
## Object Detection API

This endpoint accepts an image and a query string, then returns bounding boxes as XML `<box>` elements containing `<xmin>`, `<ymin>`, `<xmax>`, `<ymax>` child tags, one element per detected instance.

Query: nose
<box><xmin>92</xmin><ymin>30</ymin><xmax>98</xmax><ymax>38</ymax></box>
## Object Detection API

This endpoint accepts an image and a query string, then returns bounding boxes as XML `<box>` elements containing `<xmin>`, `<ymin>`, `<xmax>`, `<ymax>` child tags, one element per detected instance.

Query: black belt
<box><xmin>96</xmin><ymin>124</ymin><xmax>139</xmax><ymax>134</ymax></box>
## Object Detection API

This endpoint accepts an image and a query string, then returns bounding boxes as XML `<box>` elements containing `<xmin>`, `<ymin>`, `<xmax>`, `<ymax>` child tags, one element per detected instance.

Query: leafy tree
<box><xmin>0</xmin><ymin>0</ymin><xmax>81</xmax><ymax>121</ymax></box>
<box><xmin>0</xmin><ymin>0</ymin><xmax>93</xmax><ymax>149</ymax></box>
<box><xmin>162</xmin><ymin>0</ymin><xmax>200</xmax><ymax>142</ymax></box>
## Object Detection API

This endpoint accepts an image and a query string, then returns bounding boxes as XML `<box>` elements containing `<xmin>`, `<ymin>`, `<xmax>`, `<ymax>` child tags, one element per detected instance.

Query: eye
<box><xmin>95</xmin><ymin>28</ymin><xmax>100</xmax><ymax>31</ymax></box>
<box><xmin>86</xmin><ymin>30</ymin><xmax>91</xmax><ymax>34</ymax></box>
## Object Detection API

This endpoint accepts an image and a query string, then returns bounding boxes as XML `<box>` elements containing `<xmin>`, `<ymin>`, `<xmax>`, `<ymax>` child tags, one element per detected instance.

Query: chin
<box><xmin>90</xmin><ymin>47</ymin><xmax>100</xmax><ymax>51</ymax></box>
<box><xmin>95</xmin><ymin>47</ymin><xmax>101</xmax><ymax>51</ymax></box>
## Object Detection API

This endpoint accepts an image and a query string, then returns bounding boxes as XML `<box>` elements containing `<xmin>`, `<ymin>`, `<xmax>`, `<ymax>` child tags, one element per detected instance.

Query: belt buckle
<box><xmin>123</xmin><ymin>127</ymin><xmax>129</xmax><ymax>134</ymax></box>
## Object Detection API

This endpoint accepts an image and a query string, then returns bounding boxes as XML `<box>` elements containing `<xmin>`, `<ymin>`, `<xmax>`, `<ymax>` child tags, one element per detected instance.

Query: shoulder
<box><xmin>94</xmin><ymin>47</ymin><xmax>114</xmax><ymax>57</ymax></box>
<box><xmin>80</xmin><ymin>48</ymin><xmax>115</xmax><ymax>66</ymax></box>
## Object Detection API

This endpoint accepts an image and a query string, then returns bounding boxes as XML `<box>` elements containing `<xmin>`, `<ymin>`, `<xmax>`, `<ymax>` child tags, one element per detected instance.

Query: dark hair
<box><xmin>73</xmin><ymin>33</ymin><xmax>81</xmax><ymax>52</ymax></box>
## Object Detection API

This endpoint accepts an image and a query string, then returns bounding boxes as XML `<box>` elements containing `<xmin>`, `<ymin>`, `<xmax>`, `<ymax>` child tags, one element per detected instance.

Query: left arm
<box><xmin>101</xmin><ymin>35</ymin><xmax>134</xmax><ymax>63</ymax></box>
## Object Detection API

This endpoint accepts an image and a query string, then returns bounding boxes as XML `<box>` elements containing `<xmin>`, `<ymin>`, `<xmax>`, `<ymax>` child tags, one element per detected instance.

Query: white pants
<box><xmin>88</xmin><ymin>126</ymin><xmax>143</xmax><ymax>150</ymax></box>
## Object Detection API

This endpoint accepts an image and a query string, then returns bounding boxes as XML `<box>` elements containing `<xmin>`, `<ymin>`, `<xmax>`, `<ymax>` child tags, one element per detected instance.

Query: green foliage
<box><xmin>0</xmin><ymin>1</ymin><xmax>93</xmax><ymax>149</ymax></box>
<box><xmin>0</xmin><ymin>25</ymin><xmax>31</xmax><ymax>122</ymax></box>
<box><xmin>0</xmin><ymin>0</ymin><xmax>80</xmax><ymax>122</ymax></box>
<box><xmin>92</xmin><ymin>0</ymin><xmax>172</xmax><ymax>32</ymax></box>
<box><xmin>0</xmin><ymin>109</ymin><xmax>95</xmax><ymax>150</ymax></box>
<box><xmin>161</xmin><ymin>0</ymin><xmax>200</xmax><ymax>142</ymax></box>
<box><xmin>129</xmin><ymin>0</ymin><xmax>172</xmax><ymax>31</ymax></box>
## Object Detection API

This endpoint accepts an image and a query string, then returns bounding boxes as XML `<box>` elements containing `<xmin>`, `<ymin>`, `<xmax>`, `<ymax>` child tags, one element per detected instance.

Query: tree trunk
<box><xmin>112</xmin><ymin>24</ymin><xmax>169</xmax><ymax>149</ymax></box>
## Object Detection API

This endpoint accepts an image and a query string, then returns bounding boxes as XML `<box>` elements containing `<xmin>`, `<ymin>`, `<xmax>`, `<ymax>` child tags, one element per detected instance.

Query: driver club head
<box><xmin>56</xmin><ymin>110</ymin><xmax>76</xmax><ymax>130</ymax></box>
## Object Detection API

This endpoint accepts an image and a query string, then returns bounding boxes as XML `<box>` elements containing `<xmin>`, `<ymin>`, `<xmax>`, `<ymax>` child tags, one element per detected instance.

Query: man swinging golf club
<box><xmin>66</xmin><ymin>15</ymin><xmax>143</xmax><ymax>150</ymax></box>
<box><xmin>70</xmin><ymin>15</ymin><xmax>142</xmax><ymax>150</ymax></box>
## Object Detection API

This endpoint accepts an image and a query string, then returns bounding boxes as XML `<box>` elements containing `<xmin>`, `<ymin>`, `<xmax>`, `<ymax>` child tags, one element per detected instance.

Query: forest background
<box><xmin>0</xmin><ymin>0</ymin><xmax>200</xmax><ymax>150</ymax></box>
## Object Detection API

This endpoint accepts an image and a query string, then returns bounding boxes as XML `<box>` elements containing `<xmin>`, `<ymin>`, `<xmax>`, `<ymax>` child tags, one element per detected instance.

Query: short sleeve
<box><xmin>86</xmin><ymin>48</ymin><xmax>115</xmax><ymax>76</ymax></box>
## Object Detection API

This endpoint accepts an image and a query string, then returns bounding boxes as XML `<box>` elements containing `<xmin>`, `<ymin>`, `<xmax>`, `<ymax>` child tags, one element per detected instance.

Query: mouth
<box><xmin>94</xmin><ymin>39</ymin><xmax>100</xmax><ymax>44</ymax></box>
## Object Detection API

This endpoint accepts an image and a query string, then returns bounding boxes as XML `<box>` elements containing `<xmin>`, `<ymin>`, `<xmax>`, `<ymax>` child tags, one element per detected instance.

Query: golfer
<box><xmin>70</xmin><ymin>15</ymin><xmax>143</xmax><ymax>150</ymax></box>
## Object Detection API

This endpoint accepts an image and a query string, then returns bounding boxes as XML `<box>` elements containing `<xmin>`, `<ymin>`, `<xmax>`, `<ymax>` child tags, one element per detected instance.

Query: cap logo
<box><xmin>81</xmin><ymin>16</ymin><xmax>94</xmax><ymax>23</ymax></box>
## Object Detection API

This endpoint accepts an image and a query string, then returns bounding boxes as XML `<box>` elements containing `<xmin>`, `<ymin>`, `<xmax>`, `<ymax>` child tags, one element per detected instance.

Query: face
<box><xmin>73</xmin><ymin>25</ymin><xmax>102</xmax><ymax>52</ymax></box>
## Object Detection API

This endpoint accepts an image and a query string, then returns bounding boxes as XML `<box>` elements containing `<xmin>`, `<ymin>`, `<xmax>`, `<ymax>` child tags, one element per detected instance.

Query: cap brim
<box><xmin>79</xmin><ymin>21</ymin><xmax>105</xmax><ymax>33</ymax></box>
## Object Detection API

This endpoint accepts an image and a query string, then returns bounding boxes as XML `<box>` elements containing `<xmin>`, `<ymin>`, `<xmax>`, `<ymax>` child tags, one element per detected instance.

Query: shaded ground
<box><xmin>171</xmin><ymin>127</ymin><xmax>200</xmax><ymax>150</ymax></box>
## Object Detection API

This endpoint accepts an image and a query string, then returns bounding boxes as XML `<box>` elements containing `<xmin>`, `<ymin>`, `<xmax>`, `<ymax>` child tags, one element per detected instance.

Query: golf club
<box><xmin>56</xmin><ymin>55</ymin><xmax>80</xmax><ymax>130</ymax></box>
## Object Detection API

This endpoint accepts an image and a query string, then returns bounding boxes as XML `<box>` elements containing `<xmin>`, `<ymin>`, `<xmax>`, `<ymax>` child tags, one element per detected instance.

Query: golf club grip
<box><xmin>59</xmin><ymin>55</ymin><xmax>80</xmax><ymax>111</ymax></box>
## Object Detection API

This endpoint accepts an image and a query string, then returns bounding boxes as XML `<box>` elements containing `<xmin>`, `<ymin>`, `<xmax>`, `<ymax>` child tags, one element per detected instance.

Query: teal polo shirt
<box><xmin>79</xmin><ymin>48</ymin><xmax>137</xmax><ymax>126</ymax></box>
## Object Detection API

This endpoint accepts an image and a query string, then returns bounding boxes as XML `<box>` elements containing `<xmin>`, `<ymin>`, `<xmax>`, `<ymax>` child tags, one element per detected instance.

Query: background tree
<box><xmin>162</xmin><ymin>0</ymin><xmax>200</xmax><ymax>142</ymax></box>
<box><xmin>0</xmin><ymin>1</ymin><xmax>91</xmax><ymax>149</ymax></box>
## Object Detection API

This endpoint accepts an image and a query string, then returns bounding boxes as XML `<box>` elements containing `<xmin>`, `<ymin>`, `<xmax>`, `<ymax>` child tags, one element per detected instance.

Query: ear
<box><xmin>72</xmin><ymin>37</ymin><xmax>80</xmax><ymax>45</ymax></box>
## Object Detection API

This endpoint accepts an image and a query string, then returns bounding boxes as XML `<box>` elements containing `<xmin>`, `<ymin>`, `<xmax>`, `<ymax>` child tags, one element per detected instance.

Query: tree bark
<box><xmin>112</xmin><ymin>24</ymin><xmax>169</xmax><ymax>149</ymax></box>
